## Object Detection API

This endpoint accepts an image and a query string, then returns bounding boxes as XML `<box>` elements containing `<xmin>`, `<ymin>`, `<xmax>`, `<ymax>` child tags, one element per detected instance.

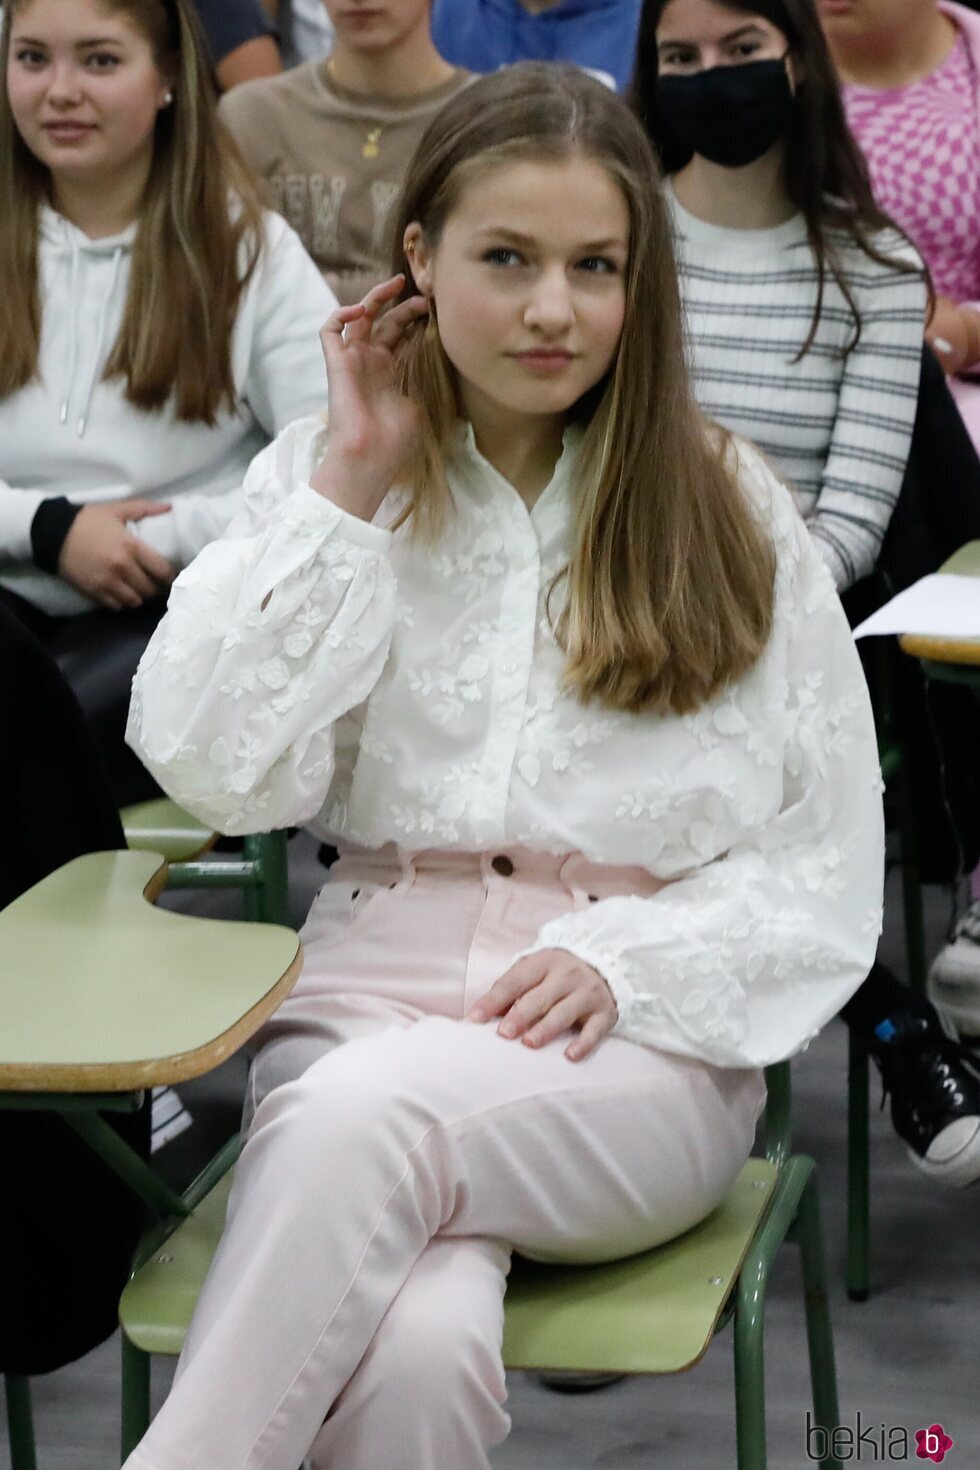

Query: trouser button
<box><xmin>491</xmin><ymin>854</ymin><xmax>514</xmax><ymax>876</ymax></box>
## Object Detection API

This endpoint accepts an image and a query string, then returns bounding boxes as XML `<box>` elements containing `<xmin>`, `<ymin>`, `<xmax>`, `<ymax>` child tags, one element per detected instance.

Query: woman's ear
<box><xmin>403</xmin><ymin>222</ymin><xmax>434</xmax><ymax>297</ymax></box>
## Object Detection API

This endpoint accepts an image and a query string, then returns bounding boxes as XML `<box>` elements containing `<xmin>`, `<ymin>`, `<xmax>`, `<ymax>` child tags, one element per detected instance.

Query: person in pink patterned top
<box><xmin>821</xmin><ymin>0</ymin><xmax>980</xmax><ymax>444</ymax></box>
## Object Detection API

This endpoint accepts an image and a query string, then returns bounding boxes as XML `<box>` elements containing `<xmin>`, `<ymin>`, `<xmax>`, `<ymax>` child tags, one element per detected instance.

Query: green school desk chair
<box><xmin>119</xmin><ymin>1062</ymin><xmax>843</xmax><ymax>1470</ymax></box>
<box><xmin>1</xmin><ymin>849</ymin><xmax>301</xmax><ymax>1470</ymax></box>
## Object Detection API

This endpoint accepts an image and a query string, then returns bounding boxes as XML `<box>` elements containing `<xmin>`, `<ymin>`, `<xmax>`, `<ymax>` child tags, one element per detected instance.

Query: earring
<box><xmin>163</xmin><ymin>90</ymin><xmax>174</xmax><ymax>105</ymax></box>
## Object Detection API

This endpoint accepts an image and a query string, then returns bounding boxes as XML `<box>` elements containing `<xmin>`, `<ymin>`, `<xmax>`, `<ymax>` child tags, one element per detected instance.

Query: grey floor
<box><xmin>3</xmin><ymin>839</ymin><xmax>978</xmax><ymax>1470</ymax></box>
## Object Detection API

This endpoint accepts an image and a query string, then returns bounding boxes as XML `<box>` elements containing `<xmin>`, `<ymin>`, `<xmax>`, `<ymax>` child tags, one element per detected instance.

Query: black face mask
<box><xmin>655</xmin><ymin>58</ymin><xmax>793</xmax><ymax>169</ymax></box>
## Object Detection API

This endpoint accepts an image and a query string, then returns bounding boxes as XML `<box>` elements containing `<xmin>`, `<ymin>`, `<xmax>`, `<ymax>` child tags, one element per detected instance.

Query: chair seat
<box><xmin>120</xmin><ymin>1158</ymin><xmax>777</xmax><ymax>1371</ymax></box>
<box><xmin>503</xmin><ymin>1158</ymin><xmax>776</xmax><ymax>1373</ymax></box>
<box><xmin>122</xmin><ymin>1171</ymin><xmax>235</xmax><ymax>1356</ymax></box>
<box><xmin>122</xmin><ymin>798</ymin><xmax>215</xmax><ymax>863</ymax></box>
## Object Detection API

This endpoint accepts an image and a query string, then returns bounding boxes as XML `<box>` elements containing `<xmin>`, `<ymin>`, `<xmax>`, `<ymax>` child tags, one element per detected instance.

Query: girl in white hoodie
<box><xmin>0</xmin><ymin>0</ymin><xmax>335</xmax><ymax>802</ymax></box>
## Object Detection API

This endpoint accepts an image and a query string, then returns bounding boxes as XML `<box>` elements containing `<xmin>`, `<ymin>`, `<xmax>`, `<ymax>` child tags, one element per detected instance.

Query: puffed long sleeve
<box><xmin>524</xmin><ymin>526</ymin><xmax>885</xmax><ymax>1068</ymax></box>
<box><xmin>126</xmin><ymin>419</ymin><xmax>397</xmax><ymax>833</ymax></box>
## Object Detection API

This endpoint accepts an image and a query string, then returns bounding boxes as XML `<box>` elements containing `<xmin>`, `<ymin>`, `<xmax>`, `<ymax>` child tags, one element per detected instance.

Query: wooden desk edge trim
<box><xmin>0</xmin><ymin>944</ymin><xmax>303</xmax><ymax>1093</ymax></box>
<box><xmin>899</xmin><ymin>633</ymin><xmax>980</xmax><ymax>665</ymax></box>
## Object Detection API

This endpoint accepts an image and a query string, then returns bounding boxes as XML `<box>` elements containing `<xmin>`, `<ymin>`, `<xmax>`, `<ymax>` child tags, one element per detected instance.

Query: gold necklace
<box><xmin>326</xmin><ymin>58</ymin><xmax>384</xmax><ymax>159</ymax></box>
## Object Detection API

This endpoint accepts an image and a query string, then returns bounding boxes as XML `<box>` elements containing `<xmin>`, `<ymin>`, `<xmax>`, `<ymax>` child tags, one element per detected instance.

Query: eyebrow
<box><xmin>475</xmin><ymin>226</ymin><xmax>628</xmax><ymax>253</ymax></box>
<box><xmin>657</xmin><ymin>23</ymin><xmax>767</xmax><ymax>47</ymax></box>
<box><xmin>12</xmin><ymin>33</ymin><xmax>125</xmax><ymax>46</ymax></box>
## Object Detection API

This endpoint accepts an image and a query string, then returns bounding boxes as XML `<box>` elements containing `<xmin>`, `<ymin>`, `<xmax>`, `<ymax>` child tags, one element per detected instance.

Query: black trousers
<box><xmin>0</xmin><ymin>602</ymin><xmax>149</xmax><ymax>1374</ymax></box>
<box><xmin>0</xmin><ymin>585</ymin><xmax>166</xmax><ymax>809</ymax></box>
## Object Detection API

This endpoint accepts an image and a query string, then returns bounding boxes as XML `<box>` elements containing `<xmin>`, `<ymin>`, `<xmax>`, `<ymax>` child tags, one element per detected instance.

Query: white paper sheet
<box><xmin>852</xmin><ymin>574</ymin><xmax>980</xmax><ymax>640</ymax></box>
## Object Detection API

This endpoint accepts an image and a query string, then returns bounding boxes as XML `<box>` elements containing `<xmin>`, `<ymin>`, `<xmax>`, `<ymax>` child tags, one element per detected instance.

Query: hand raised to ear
<box><xmin>310</xmin><ymin>275</ymin><xmax>430</xmax><ymax>522</ymax></box>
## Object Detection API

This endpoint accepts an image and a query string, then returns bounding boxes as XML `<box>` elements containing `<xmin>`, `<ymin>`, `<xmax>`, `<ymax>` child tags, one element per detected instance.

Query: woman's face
<box><xmin>7</xmin><ymin>0</ymin><xmax>171</xmax><ymax>193</ymax></box>
<box><xmin>406</xmin><ymin>154</ymin><xmax>630</xmax><ymax>432</ymax></box>
<box><xmin>656</xmin><ymin>0</ymin><xmax>790</xmax><ymax>72</ymax></box>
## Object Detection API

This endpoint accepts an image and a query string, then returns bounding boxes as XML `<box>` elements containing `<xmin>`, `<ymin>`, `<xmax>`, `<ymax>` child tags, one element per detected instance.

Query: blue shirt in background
<box><xmin>193</xmin><ymin>0</ymin><xmax>274</xmax><ymax>65</ymax></box>
<box><xmin>431</xmin><ymin>0</ymin><xmax>644</xmax><ymax>93</ymax></box>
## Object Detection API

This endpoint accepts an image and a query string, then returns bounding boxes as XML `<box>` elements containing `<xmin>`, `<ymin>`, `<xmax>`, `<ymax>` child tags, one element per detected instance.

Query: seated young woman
<box><xmin>633</xmin><ymin>0</ymin><xmax>980</xmax><ymax>1190</ymax></box>
<box><xmin>0</xmin><ymin>0</ymin><xmax>336</xmax><ymax>805</ymax></box>
<box><xmin>633</xmin><ymin>0</ymin><xmax>927</xmax><ymax>594</ymax></box>
<box><xmin>124</xmin><ymin>63</ymin><xmax>882</xmax><ymax>1470</ymax></box>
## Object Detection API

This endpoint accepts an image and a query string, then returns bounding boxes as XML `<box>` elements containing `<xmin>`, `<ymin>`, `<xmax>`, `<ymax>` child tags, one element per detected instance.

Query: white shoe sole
<box><xmin>907</xmin><ymin>1116</ymin><xmax>980</xmax><ymax>1189</ymax></box>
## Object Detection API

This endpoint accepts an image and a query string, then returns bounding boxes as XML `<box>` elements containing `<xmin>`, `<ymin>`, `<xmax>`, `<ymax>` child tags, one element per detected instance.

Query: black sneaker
<box><xmin>869</xmin><ymin>1010</ymin><xmax>980</xmax><ymax>1189</ymax></box>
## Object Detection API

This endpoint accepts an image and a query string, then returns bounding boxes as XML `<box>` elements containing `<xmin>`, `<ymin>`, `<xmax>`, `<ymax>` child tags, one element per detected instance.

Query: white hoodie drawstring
<box><xmin>58</xmin><ymin>233</ymin><xmax>80</xmax><ymax>426</ymax></box>
<box><xmin>76</xmin><ymin>245</ymin><xmax>123</xmax><ymax>438</ymax></box>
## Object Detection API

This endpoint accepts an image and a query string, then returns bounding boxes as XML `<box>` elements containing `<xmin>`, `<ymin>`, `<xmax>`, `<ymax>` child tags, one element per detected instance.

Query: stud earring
<box><xmin>163</xmin><ymin>90</ymin><xmax>174</xmax><ymax>105</ymax></box>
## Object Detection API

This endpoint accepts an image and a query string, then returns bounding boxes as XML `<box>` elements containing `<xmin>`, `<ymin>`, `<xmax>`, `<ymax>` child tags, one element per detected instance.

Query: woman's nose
<box><xmin>47</xmin><ymin>62</ymin><xmax>84</xmax><ymax>106</ymax></box>
<box><xmin>524</xmin><ymin>271</ymin><xmax>575</xmax><ymax>332</ymax></box>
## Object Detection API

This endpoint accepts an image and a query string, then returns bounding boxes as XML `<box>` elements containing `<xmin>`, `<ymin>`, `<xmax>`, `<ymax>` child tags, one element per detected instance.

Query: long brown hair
<box><xmin>631</xmin><ymin>0</ymin><xmax>929</xmax><ymax>358</ymax></box>
<box><xmin>0</xmin><ymin>0</ymin><xmax>264</xmax><ymax>423</ymax></box>
<box><xmin>388</xmin><ymin>63</ymin><xmax>776</xmax><ymax>717</ymax></box>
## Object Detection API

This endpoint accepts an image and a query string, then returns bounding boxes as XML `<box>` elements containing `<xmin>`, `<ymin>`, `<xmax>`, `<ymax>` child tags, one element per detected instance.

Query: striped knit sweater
<box><xmin>668</xmin><ymin>188</ymin><xmax>926</xmax><ymax>590</ymax></box>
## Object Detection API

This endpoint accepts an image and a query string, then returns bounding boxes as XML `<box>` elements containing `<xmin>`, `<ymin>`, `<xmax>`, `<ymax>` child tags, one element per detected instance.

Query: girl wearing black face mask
<box><xmin>633</xmin><ymin>0</ymin><xmax>980</xmax><ymax>1197</ymax></box>
<box><xmin>633</xmin><ymin>0</ymin><xmax>929</xmax><ymax>596</ymax></box>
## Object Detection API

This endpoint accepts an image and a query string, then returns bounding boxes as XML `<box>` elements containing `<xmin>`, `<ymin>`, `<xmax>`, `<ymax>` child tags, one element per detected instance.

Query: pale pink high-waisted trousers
<box><xmin>126</xmin><ymin>845</ymin><xmax>766</xmax><ymax>1470</ymax></box>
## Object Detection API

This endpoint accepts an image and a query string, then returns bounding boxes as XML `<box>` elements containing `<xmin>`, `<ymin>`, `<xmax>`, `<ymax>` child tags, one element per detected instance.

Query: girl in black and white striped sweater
<box><xmin>633</xmin><ymin>0</ymin><xmax>927</xmax><ymax>593</ymax></box>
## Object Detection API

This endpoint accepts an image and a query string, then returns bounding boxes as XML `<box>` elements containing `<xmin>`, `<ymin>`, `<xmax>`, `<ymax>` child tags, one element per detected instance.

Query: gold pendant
<box><xmin>362</xmin><ymin>128</ymin><xmax>382</xmax><ymax>160</ymax></box>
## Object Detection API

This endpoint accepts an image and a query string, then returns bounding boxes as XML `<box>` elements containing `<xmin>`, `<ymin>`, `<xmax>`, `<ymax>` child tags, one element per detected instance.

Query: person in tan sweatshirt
<box><xmin>219</xmin><ymin>1</ymin><xmax>471</xmax><ymax>304</ymax></box>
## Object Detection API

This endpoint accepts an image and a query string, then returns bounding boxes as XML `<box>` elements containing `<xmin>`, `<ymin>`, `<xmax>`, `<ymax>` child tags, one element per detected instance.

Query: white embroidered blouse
<box><xmin>127</xmin><ymin>414</ymin><xmax>885</xmax><ymax>1069</ymax></box>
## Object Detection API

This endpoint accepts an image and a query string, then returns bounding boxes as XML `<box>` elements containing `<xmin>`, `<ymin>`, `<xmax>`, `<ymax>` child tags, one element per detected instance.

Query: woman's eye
<box><xmin>577</xmin><ymin>256</ymin><xmax>617</xmax><ymax>275</ymax></box>
<box><xmin>483</xmin><ymin>248</ymin><xmax>523</xmax><ymax>267</ymax></box>
<box><xmin>730</xmin><ymin>41</ymin><xmax>761</xmax><ymax>58</ymax></box>
<box><xmin>14</xmin><ymin>47</ymin><xmax>46</xmax><ymax>67</ymax></box>
<box><xmin>86</xmin><ymin>51</ymin><xmax>120</xmax><ymax>70</ymax></box>
<box><xmin>659</xmin><ymin>49</ymin><xmax>698</xmax><ymax>69</ymax></box>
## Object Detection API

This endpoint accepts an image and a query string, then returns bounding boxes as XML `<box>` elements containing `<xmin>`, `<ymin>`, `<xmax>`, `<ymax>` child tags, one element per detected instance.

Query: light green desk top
<box><xmin>899</xmin><ymin>539</ymin><xmax>980</xmax><ymax>667</ymax></box>
<box><xmin>0</xmin><ymin>850</ymin><xmax>300</xmax><ymax>1093</ymax></box>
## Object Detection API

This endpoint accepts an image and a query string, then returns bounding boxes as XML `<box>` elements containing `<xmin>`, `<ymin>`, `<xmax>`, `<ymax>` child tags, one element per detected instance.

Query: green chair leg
<box><xmin>734</xmin><ymin>1264</ymin><xmax>768</xmax><ymax>1470</ymax></box>
<box><xmin>735</xmin><ymin>1156</ymin><xmax>842</xmax><ymax>1470</ymax></box>
<box><xmin>243</xmin><ymin>832</ymin><xmax>290</xmax><ymax>926</ymax></box>
<box><xmin>121</xmin><ymin>1333</ymin><xmax>152</xmax><ymax>1464</ymax></box>
<box><xmin>846</xmin><ymin>1030</ymin><xmax>870</xmax><ymax>1302</ymax></box>
<box><xmin>795</xmin><ymin>1167</ymin><xmax>841</xmax><ymax>1452</ymax></box>
<box><xmin>5</xmin><ymin>1373</ymin><xmax>38</xmax><ymax>1470</ymax></box>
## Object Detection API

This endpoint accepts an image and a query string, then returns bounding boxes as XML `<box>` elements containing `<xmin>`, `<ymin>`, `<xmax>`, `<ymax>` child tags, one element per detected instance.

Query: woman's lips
<box><xmin>512</xmin><ymin>351</ymin><xmax>576</xmax><ymax>372</ymax></box>
<box><xmin>43</xmin><ymin>122</ymin><xmax>96</xmax><ymax>142</ymax></box>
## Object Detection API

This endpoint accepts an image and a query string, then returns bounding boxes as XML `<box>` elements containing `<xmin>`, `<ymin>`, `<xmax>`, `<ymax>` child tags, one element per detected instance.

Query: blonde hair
<box><xmin>0</xmin><ymin>0</ymin><xmax>264</xmax><ymax>424</ymax></box>
<box><xmin>389</xmin><ymin>64</ymin><xmax>776</xmax><ymax>716</ymax></box>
